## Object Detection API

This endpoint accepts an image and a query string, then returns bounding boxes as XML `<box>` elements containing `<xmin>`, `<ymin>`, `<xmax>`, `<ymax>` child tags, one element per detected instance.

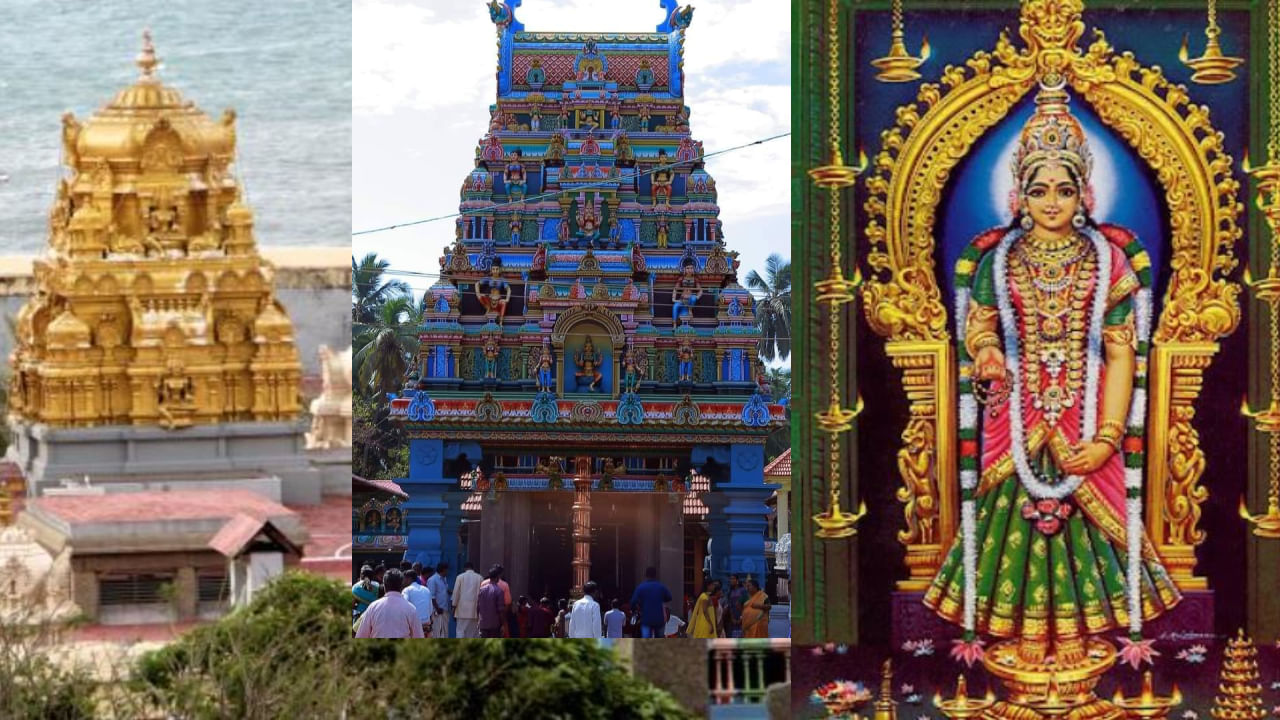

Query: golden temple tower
<box><xmin>1209</xmin><ymin>630</ymin><xmax>1267</xmax><ymax>720</ymax></box>
<box><xmin>8</xmin><ymin>32</ymin><xmax>301</xmax><ymax>431</ymax></box>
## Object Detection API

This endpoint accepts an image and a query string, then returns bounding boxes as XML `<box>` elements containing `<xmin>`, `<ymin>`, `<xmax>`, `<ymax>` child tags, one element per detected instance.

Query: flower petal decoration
<box><xmin>950</xmin><ymin>637</ymin><xmax>986</xmax><ymax>667</ymax></box>
<box><xmin>1118</xmin><ymin>636</ymin><xmax>1160</xmax><ymax>669</ymax></box>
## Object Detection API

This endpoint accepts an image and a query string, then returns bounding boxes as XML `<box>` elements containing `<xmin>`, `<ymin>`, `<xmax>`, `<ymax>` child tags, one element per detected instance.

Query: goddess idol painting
<box><xmin>923</xmin><ymin>78</ymin><xmax>1181</xmax><ymax>673</ymax></box>
<box><xmin>792</xmin><ymin>0</ymin><xmax>1280</xmax><ymax>717</ymax></box>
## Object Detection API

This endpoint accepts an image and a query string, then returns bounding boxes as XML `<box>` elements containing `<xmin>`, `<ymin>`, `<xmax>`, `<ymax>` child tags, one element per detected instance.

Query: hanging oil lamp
<box><xmin>1179</xmin><ymin>0</ymin><xmax>1243</xmax><ymax>84</ymax></box>
<box><xmin>871</xmin><ymin>0</ymin><xmax>930</xmax><ymax>83</ymax></box>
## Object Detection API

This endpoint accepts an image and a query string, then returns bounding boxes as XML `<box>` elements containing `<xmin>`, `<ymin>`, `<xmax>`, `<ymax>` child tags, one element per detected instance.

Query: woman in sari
<box><xmin>687</xmin><ymin>579</ymin><xmax>721</xmax><ymax>639</ymax></box>
<box><xmin>739</xmin><ymin>579</ymin><xmax>771</xmax><ymax>639</ymax></box>
<box><xmin>924</xmin><ymin>79</ymin><xmax>1179</xmax><ymax>670</ymax></box>
<box><xmin>351</xmin><ymin>566</ymin><xmax>380</xmax><ymax>632</ymax></box>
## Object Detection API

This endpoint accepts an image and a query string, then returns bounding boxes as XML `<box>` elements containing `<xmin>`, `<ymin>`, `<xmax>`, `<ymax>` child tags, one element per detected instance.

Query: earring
<box><xmin>1020</xmin><ymin>207</ymin><xmax>1034</xmax><ymax>231</ymax></box>
<box><xmin>1071</xmin><ymin>209</ymin><xmax>1086</xmax><ymax>229</ymax></box>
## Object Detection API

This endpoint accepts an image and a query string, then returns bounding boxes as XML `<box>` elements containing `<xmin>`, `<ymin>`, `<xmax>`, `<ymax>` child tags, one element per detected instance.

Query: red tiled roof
<box><xmin>763</xmin><ymin>449</ymin><xmax>791</xmax><ymax>477</ymax></box>
<box><xmin>352</xmin><ymin>475</ymin><xmax>407</xmax><ymax>499</ymax></box>
<box><xmin>208</xmin><ymin>513</ymin><xmax>274</xmax><ymax>557</ymax></box>
<box><xmin>30</xmin><ymin>489</ymin><xmax>295</xmax><ymax>524</ymax></box>
<box><xmin>288</xmin><ymin>494</ymin><xmax>354</xmax><ymax>559</ymax></box>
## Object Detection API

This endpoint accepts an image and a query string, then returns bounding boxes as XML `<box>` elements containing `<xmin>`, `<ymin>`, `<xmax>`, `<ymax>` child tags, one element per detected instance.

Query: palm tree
<box><xmin>746</xmin><ymin>254</ymin><xmax>791</xmax><ymax>362</ymax></box>
<box><xmin>352</xmin><ymin>253</ymin><xmax>411</xmax><ymax>324</ymax></box>
<box><xmin>765</xmin><ymin>366</ymin><xmax>791</xmax><ymax>404</ymax></box>
<box><xmin>353</xmin><ymin>294</ymin><xmax>422</xmax><ymax>401</ymax></box>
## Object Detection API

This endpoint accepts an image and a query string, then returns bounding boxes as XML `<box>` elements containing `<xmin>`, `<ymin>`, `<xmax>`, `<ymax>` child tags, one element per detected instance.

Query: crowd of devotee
<box><xmin>352</xmin><ymin>562</ymin><xmax>774</xmax><ymax>639</ymax></box>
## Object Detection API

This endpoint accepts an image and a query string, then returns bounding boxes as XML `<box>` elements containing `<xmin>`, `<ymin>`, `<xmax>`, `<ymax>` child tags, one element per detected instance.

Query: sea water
<box><xmin>0</xmin><ymin>0</ymin><xmax>351</xmax><ymax>251</ymax></box>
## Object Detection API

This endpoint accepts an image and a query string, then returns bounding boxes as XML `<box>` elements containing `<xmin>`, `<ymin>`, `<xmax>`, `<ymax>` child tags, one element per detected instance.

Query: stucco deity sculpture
<box><xmin>306</xmin><ymin>345</ymin><xmax>353</xmax><ymax>450</ymax></box>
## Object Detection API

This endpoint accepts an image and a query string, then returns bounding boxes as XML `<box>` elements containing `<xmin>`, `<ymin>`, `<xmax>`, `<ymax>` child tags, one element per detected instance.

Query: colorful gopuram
<box><xmin>7</xmin><ymin>33</ymin><xmax>316</xmax><ymax>503</ymax></box>
<box><xmin>388</xmin><ymin>1</ymin><xmax>785</xmax><ymax>605</ymax></box>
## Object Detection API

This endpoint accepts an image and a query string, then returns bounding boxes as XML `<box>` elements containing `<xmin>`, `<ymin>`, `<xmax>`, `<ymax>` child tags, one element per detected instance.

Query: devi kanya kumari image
<box><xmin>792</xmin><ymin>0</ymin><xmax>1280</xmax><ymax>719</ymax></box>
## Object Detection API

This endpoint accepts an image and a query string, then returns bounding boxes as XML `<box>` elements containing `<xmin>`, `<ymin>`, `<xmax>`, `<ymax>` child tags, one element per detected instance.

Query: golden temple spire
<box><xmin>136</xmin><ymin>29</ymin><xmax>159</xmax><ymax>80</ymax></box>
<box><xmin>8</xmin><ymin>32</ymin><xmax>301</xmax><ymax>431</ymax></box>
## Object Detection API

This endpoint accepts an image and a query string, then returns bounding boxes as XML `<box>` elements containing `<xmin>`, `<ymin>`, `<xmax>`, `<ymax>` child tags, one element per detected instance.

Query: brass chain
<box><xmin>892</xmin><ymin>0</ymin><xmax>904</xmax><ymax>35</ymax></box>
<box><xmin>828</xmin><ymin>0</ymin><xmax>841</xmax><ymax>154</ymax></box>
<box><xmin>1271</xmin><ymin>301</ymin><xmax>1279</xmax><ymax>505</ymax></box>
<box><xmin>1267</xmin><ymin>0</ymin><xmax>1280</xmax><ymax>510</ymax></box>
<box><xmin>1269</xmin><ymin>0</ymin><xmax>1279</xmax><ymax>162</ymax></box>
<box><xmin>826</xmin><ymin>0</ymin><xmax>845</xmax><ymax>509</ymax></box>
<box><xmin>1206</xmin><ymin>0</ymin><xmax>1220</xmax><ymax>38</ymax></box>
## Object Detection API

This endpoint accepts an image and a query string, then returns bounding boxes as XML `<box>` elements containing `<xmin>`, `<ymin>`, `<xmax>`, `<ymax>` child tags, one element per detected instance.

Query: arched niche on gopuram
<box><xmin>860</xmin><ymin>0</ymin><xmax>1241</xmax><ymax>593</ymax></box>
<box><xmin>550</xmin><ymin>303</ymin><xmax>626</xmax><ymax>398</ymax></box>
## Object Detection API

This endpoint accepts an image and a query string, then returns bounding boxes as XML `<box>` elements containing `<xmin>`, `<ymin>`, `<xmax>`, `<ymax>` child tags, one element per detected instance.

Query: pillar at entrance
<box><xmin>701</xmin><ymin>443</ymin><xmax>776</xmax><ymax>582</ymax></box>
<box><xmin>402</xmin><ymin>439</ymin><xmax>476</xmax><ymax>573</ymax></box>
<box><xmin>571</xmin><ymin>478</ymin><xmax>592</xmax><ymax>597</ymax></box>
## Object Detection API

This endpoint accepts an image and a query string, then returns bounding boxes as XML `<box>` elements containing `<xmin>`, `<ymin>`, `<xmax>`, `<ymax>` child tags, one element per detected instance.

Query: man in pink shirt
<box><xmin>479</xmin><ymin>563</ymin><xmax>512</xmax><ymax>635</ymax></box>
<box><xmin>355</xmin><ymin>569</ymin><xmax>424</xmax><ymax>639</ymax></box>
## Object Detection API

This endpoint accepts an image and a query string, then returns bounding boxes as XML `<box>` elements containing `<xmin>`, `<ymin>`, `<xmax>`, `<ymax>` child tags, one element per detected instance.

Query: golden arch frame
<box><xmin>860</xmin><ymin>0</ymin><xmax>1242</xmax><ymax>590</ymax></box>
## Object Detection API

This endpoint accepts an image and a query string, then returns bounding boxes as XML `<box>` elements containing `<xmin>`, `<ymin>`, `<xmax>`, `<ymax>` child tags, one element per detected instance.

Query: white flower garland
<box><xmin>992</xmin><ymin>227</ymin><xmax>1110</xmax><ymax>500</ymax></box>
<box><xmin>1126</xmin><ymin>284</ymin><xmax>1154</xmax><ymax>636</ymax></box>
<box><xmin>954</xmin><ymin>277</ymin><xmax>983</xmax><ymax>634</ymax></box>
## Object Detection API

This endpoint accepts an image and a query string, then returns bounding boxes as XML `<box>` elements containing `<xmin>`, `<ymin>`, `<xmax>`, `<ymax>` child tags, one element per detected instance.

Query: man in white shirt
<box><xmin>451</xmin><ymin>560</ymin><xmax>483</xmax><ymax>639</ymax></box>
<box><xmin>426</xmin><ymin>562</ymin><xmax>451</xmax><ymax>638</ymax></box>
<box><xmin>567</xmin><ymin>580</ymin><xmax>603</xmax><ymax>638</ymax></box>
<box><xmin>603</xmin><ymin>598</ymin><xmax>625</xmax><ymax>639</ymax></box>
<box><xmin>355</xmin><ymin>569</ymin><xmax>424</xmax><ymax>639</ymax></box>
<box><xmin>400</xmin><ymin>570</ymin><xmax>434</xmax><ymax>636</ymax></box>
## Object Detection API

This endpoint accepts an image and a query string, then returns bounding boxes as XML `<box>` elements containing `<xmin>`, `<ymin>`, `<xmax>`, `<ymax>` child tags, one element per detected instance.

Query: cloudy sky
<box><xmin>352</xmin><ymin>0</ymin><xmax>790</xmax><ymax>363</ymax></box>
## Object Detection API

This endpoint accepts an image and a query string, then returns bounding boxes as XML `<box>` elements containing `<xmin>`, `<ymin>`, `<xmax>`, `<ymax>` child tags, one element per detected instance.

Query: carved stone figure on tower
<box><xmin>476</xmin><ymin>260</ymin><xmax>512</xmax><ymax>323</ymax></box>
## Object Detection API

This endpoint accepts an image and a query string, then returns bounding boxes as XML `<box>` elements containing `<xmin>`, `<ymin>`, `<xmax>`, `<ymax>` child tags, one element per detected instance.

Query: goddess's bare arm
<box><xmin>1100</xmin><ymin>328</ymin><xmax>1134</xmax><ymax>429</ymax></box>
<box><xmin>966</xmin><ymin>302</ymin><xmax>1004</xmax><ymax>380</ymax></box>
<box><xmin>1062</xmin><ymin>320</ymin><xmax>1134</xmax><ymax>474</ymax></box>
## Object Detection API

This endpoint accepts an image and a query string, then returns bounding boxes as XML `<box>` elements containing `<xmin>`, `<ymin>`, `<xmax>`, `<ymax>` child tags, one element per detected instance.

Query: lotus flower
<box><xmin>950</xmin><ymin>637</ymin><xmax>986</xmax><ymax>667</ymax></box>
<box><xmin>1118</xmin><ymin>636</ymin><xmax>1160</xmax><ymax>669</ymax></box>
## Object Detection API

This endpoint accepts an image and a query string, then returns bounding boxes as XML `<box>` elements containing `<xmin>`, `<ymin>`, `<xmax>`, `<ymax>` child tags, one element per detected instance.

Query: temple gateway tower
<box><xmin>386</xmin><ymin>2</ymin><xmax>784</xmax><ymax>607</ymax></box>
<box><xmin>8</xmin><ymin>34</ymin><xmax>317</xmax><ymax>503</ymax></box>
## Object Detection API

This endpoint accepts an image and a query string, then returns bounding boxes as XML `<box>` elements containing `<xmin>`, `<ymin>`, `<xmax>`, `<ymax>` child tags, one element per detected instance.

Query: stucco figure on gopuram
<box><xmin>384</xmin><ymin>1</ymin><xmax>786</xmax><ymax>612</ymax></box>
<box><xmin>7</xmin><ymin>33</ymin><xmax>312</xmax><ymax>499</ymax></box>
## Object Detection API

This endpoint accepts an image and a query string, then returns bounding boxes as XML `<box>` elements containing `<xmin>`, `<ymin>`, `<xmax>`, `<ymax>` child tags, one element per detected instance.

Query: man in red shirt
<box><xmin>528</xmin><ymin>596</ymin><xmax>554</xmax><ymax>637</ymax></box>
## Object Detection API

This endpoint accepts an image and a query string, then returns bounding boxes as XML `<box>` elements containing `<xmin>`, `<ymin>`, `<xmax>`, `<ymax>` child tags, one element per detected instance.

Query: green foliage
<box><xmin>353</xmin><ymin>252</ymin><xmax>411</xmax><ymax>325</ymax></box>
<box><xmin>133</xmin><ymin>572</ymin><xmax>695</xmax><ymax>719</ymax></box>
<box><xmin>134</xmin><ymin>572</ymin><xmax>362</xmax><ymax>719</ymax></box>
<box><xmin>355</xmin><ymin>640</ymin><xmax>696</xmax><ymax>719</ymax></box>
<box><xmin>745</xmin><ymin>253</ymin><xmax>791</xmax><ymax>362</ymax></box>
<box><xmin>0</xmin><ymin>620</ymin><xmax>98</xmax><ymax>719</ymax></box>
<box><xmin>353</xmin><ymin>295</ymin><xmax>422</xmax><ymax>401</ymax></box>
<box><xmin>353</xmin><ymin>394</ymin><xmax>405</xmax><ymax>480</ymax></box>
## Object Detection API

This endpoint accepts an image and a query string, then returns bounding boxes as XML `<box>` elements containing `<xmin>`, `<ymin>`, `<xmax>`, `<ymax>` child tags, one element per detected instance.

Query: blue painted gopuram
<box><xmin>388</xmin><ymin>1</ymin><xmax>784</xmax><ymax>611</ymax></box>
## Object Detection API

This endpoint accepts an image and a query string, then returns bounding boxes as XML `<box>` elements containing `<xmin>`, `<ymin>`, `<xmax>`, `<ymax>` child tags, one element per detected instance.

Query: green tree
<box><xmin>352</xmin><ymin>252</ymin><xmax>410</xmax><ymax>324</ymax></box>
<box><xmin>745</xmin><ymin>254</ymin><xmax>791</xmax><ymax>362</ymax></box>
<box><xmin>766</xmin><ymin>366</ymin><xmax>791</xmax><ymax>404</ymax></box>
<box><xmin>353</xmin><ymin>394</ymin><xmax>407</xmax><ymax>480</ymax></box>
<box><xmin>135</xmin><ymin>573</ymin><xmax>696</xmax><ymax>719</ymax></box>
<box><xmin>353</xmin><ymin>294</ymin><xmax>422</xmax><ymax>401</ymax></box>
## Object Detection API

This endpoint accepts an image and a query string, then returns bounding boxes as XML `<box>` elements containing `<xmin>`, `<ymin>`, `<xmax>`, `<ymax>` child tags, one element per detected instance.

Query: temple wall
<box><xmin>0</xmin><ymin>247</ymin><xmax>350</xmax><ymax>381</ymax></box>
<box><xmin>617</xmin><ymin>639</ymin><xmax>709</xmax><ymax>716</ymax></box>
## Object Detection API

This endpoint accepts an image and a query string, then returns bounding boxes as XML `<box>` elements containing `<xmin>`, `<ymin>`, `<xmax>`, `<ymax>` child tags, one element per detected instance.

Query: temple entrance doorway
<box><xmin>528</xmin><ymin>521</ymin><xmax>573</xmax><ymax>603</ymax></box>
